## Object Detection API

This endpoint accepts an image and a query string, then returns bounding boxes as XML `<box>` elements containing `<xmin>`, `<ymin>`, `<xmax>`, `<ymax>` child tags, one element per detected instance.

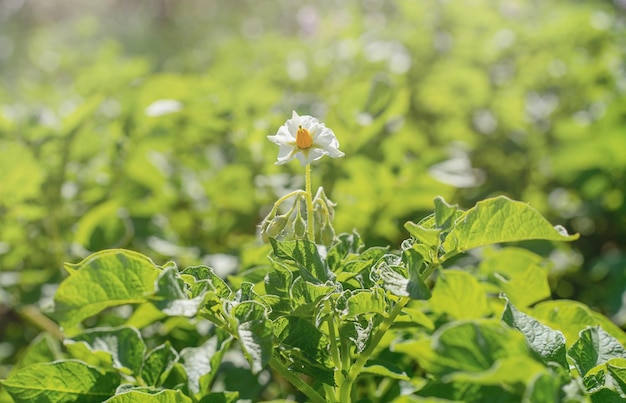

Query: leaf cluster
<box><xmin>3</xmin><ymin>196</ymin><xmax>624</xmax><ymax>402</ymax></box>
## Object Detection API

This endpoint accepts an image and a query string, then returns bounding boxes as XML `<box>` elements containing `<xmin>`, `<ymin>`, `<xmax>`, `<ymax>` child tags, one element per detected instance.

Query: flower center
<box><xmin>296</xmin><ymin>125</ymin><xmax>313</xmax><ymax>149</ymax></box>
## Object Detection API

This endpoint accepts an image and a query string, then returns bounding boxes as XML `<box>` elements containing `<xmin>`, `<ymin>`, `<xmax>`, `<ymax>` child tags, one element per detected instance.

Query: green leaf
<box><xmin>142</xmin><ymin>342</ymin><xmax>179</xmax><ymax>386</ymax></box>
<box><xmin>103</xmin><ymin>389</ymin><xmax>192</xmax><ymax>403</ymax></box>
<box><xmin>589</xmin><ymin>388</ymin><xmax>625</xmax><ymax>403</ymax></box>
<box><xmin>404</xmin><ymin>222</ymin><xmax>442</xmax><ymax>247</ymax></box>
<box><xmin>430</xmin><ymin>270</ymin><xmax>490</xmax><ymax>320</ymax></box>
<box><xmin>231</xmin><ymin>301</ymin><xmax>274</xmax><ymax>374</ymax></box>
<box><xmin>179</xmin><ymin>331</ymin><xmax>231</xmax><ymax>396</ymax></box>
<box><xmin>568</xmin><ymin>326</ymin><xmax>626</xmax><ymax>377</ymax></box>
<box><xmin>404</xmin><ymin>320</ymin><xmax>531</xmax><ymax>377</ymax></box>
<box><xmin>54</xmin><ymin>249</ymin><xmax>161</xmax><ymax>327</ymax></box>
<box><xmin>1</xmin><ymin>360</ymin><xmax>120</xmax><ymax>403</ymax></box>
<box><xmin>416</xmin><ymin>380</ymin><xmax>519</xmax><ymax>402</ymax></box>
<box><xmin>522</xmin><ymin>372</ymin><xmax>563</xmax><ymax>403</ymax></box>
<box><xmin>327</xmin><ymin>231</ymin><xmax>365</xmax><ymax>270</ymax></box>
<box><xmin>372</xmin><ymin>255</ymin><xmax>430</xmax><ymax>300</ymax></box>
<box><xmin>126</xmin><ymin>303</ymin><xmax>167</xmax><ymax>329</ymax></box>
<box><xmin>290</xmin><ymin>277</ymin><xmax>337</xmax><ymax>315</ymax></box>
<box><xmin>479</xmin><ymin>247</ymin><xmax>550</xmax><ymax>308</ymax></box>
<box><xmin>607</xmin><ymin>358</ymin><xmax>626</xmax><ymax>396</ymax></box>
<box><xmin>197</xmin><ymin>391</ymin><xmax>240</xmax><ymax>403</ymax></box>
<box><xmin>445</xmin><ymin>356</ymin><xmax>545</xmax><ymax>386</ymax></box>
<box><xmin>153</xmin><ymin>267</ymin><xmax>205</xmax><ymax>317</ymax></box>
<box><xmin>270</xmin><ymin>238</ymin><xmax>333</xmax><ymax>283</ymax></box>
<box><xmin>237</xmin><ymin>318</ymin><xmax>274</xmax><ymax>375</ymax></box>
<box><xmin>501</xmin><ymin>298</ymin><xmax>568</xmax><ymax>368</ymax></box>
<box><xmin>180</xmin><ymin>266</ymin><xmax>232</xmax><ymax>300</ymax></box>
<box><xmin>443</xmin><ymin>196</ymin><xmax>579</xmax><ymax>254</ymax></box>
<box><xmin>342</xmin><ymin>288</ymin><xmax>388</xmax><ymax>319</ymax></box>
<box><xmin>583</xmin><ymin>364</ymin><xmax>608</xmax><ymax>393</ymax></box>
<box><xmin>362</xmin><ymin>361</ymin><xmax>410</xmax><ymax>380</ymax></box>
<box><xmin>265</xmin><ymin>257</ymin><xmax>293</xmax><ymax>298</ymax></box>
<box><xmin>532</xmin><ymin>300</ymin><xmax>626</xmax><ymax>348</ymax></box>
<box><xmin>340</xmin><ymin>318</ymin><xmax>376</xmax><ymax>354</ymax></box>
<box><xmin>235</xmin><ymin>283</ymin><xmax>272</xmax><ymax>312</ymax></box>
<box><xmin>264</xmin><ymin>258</ymin><xmax>294</xmax><ymax>317</ymax></box>
<box><xmin>273</xmin><ymin>316</ymin><xmax>331</xmax><ymax>372</ymax></box>
<box><xmin>10</xmin><ymin>333</ymin><xmax>59</xmax><ymax>371</ymax></box>
<box><xmin>434</xmin><ymin>321</ymin><xmax>530</xmax><ymax>372</ymax></box>
<box><xmin>434</xmin><ymin>196</ymin><xmax>458</xmax><ymax>230</ymax></box>
<box><xmin>395</xmin><ymin>307</ymin><xmax>435</xmax><ymax>331</ymax></box>
<box><xmin>68</xmin><ymin>326</ymin><xmax>146</xmax><ymax>376</ymax></box>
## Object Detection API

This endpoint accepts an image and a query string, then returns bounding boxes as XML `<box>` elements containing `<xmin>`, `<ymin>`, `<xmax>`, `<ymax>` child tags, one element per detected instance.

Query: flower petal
<box><xmin>295</xmin><ymin>148</ymin><xmax>325</xmax><ymax>166</ymax></box>
<box><xmin>275</xmin><ymin>144</ymin><xmax>297</xmax><ymax>164</ymax></box>
<box><xmin>269</xmin><ymin>112</ymin><xmax>344</xmax><ymax>165</ymax></box>
<box><xmin>285</xmin><ymin>111</ymin><xmax>301</xmax><ymax>135</ymax></box>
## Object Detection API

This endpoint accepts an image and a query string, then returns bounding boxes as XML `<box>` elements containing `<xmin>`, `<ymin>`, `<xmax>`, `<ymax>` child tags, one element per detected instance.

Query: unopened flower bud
<box><xmin>293</xmin><ymin>214</ymin><xmax>307</xmax><ymax>239</ymax></box>
<box><xmin>265</xmin><ymin>214</ymin><xmax>289</xmax><ymax>238</ymax></box>
<box><xmin>261</xmin><ymin>231</ymin><xmax>270</xmax><ymax>243</ymax></box>
<box><xmin>313</xmin><ymin>187</ymin><xmax>336</xmax><ymax>220</ymax></box>
<box><xmin>313</xmin><ymin>201</ymin><xmax>326</xmax><ymax>229</ymax></box>
<box><xmin>320</xmin><ymin>222</ymin><xmax>336</xmax><ymax>246</ymax></box>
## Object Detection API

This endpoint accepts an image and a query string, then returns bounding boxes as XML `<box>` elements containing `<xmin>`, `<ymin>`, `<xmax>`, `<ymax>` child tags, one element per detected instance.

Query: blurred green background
<box><xmin>1</xmin><ymin>0</ymin><xmax>625</xmax><ymax>377</ymax></box>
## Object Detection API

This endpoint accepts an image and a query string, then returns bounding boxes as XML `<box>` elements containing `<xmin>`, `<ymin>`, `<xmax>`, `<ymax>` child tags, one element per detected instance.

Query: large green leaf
<box><xmin>433</xmin><ymin>196</ymin><xmax>459</xmax><ymax>231</ymax></box>
<box><xmin>521</xmin><ymin>372</ymin><xmax>564</xmax><ymax>403</ymax></box>
<box><xmin>1</xmin><ymin>360</ymin><xmax>120</xmax><ymax>403</ymax></box>
<box><xmin>532</xmin><ymin>300</ymin><xmax>626</xmax><ymax>347</ymax></box>
<box><xmin>54</xmin><ymin>250</ymin><xmax>161</xmax><ymax>327</ymax></box>
<box><xmin>479</xmin><ymin>247</ymin><xmax>550</xmax><ymax>308</ymax></box>
<box><xmin>430</xmin><ymin>270</ymin><xmax>490</xmax><ymax>320</ymax></box>
<box><xmin>568</xmin><ymin>326</ymin><xmax>626</xmax><ymax>377</ymax></box>
<box><xmin>607</xmin><ymin>358</ymin><xmax>626</xmax><ymax>396</ymax></box>
<box><xmin>269</xmin><ymin>238</ymin><xmax>333</xmax><ymax>283</ymax></box>
<box><xmin>231</xmin><ymin>301</ymin><xmax>274</xmax><ymax>374</ymax></box>
<box><xmin>196</xmin><ymin>391</ymin><xmax>240</xmax><ymax>403</ymax></box>
<box><xmin>342</xmin><ymin>288</ymin><xmax>388</xmax><ymax>319</ymax></box>
<box><xmin>68</xmin><ymin>326</ymin><xmax>146</xmax><ymax>376</ymax></box>
<box><xmin>372</xmin><ymin>255</ymin><xmax>430</xmax><ymax>300</ymax></box>
<box><xmin>432</xmin><ymin>320</ymin><xmax>531</xmax><ymax>374</ymax></box>
<box><xmin>404</xmin><ymin>222</ymin><xmax>441</xmax><ymax>247</ymax></box>
<box><xmin>180</xmin><ymin>266</ymin><xmax>232</xmax><ymax>300</ymax></box>
<box><xmin>179</xmin><ymin>332</ymin><xmax>231</xmax><ymax>396</ymax></box>
<box><xmin>103</xmin><ymin>389</ymin><xmax>192</xmax><ymax>403</ymax></box>
<box><xmin>152</xmin><ymin>266</ymin><xmax>205</xmax><ymax>317</ymax></box>
<box><xmin>445</xmin><ymin>356</ymin><xmax>545</xmax><ymax>387</ymax></box>
<box><xmin>273</xmin><ymin>316</ymin><xmax>332</xmax><ymax>376</ymax></box>
<box><xmin>501</xmin><ymin>298</ymin><xmax>568</xmax><ymax>368</ymax></box>
<box><xmin>265</xmin><ymin>257</ymin><xmax>293</xmax><ymax>298</ymax></box>
<box><xmin>142</xmin><ymin>342</ymin><xmax>179</xmax><ymax>387</ymax></box>
<box><xmin>443</xmin><ymin>196</ymin><xmax>578</xmax><ymax>254</ymax></box>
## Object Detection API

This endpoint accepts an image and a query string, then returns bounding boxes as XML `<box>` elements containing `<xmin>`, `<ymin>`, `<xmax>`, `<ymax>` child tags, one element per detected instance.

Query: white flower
<box><xmin>267</xmin><ymin>111</ymin><xmax>345</xmax><ymax>166</ymax></box>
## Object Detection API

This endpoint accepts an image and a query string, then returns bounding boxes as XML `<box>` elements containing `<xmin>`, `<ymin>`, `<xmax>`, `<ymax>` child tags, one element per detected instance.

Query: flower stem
<box><xmin>269</xmin><ymin>190</ymin><xmax>306</xmax><ymax>217</ymax></box>
<box><xmin>305</xmin><ymin>164</ymin><xmax>315</xmax><ymax>241</ymax></box>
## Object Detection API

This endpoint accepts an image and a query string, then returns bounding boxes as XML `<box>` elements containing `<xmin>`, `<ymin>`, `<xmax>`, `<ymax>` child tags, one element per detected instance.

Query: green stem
<box><xmin>269</xmin><ymin>356</ymin><xmax>326</xmax><ymax>403</ymax></box>
<box><xmin>17</xmin><ymin>305</ymin><xmax>64</xmax><ymax>341</ymax></box>
<box><xmin>325</xmin><ymin>304</ymin><xmax>342</xmax><ymax>400</ymax></box>
<box><xmin>326</xmin><ymin>306</ymin><xmax>341</xmax><ymax>372</ymax></box>
<box><xmin>269</xmin><ymin>190</ymin><xmax>306</xmax><ymax>217</ymax></box>
<box><xmin>339</xmin><ymin>296</ymin><xmax>410</xmax><ymax>402</ymax></box>
<box><xmin>304</xmin><ymin>164</ymin><xmax>315</xmax><ymax>241</ymax></box>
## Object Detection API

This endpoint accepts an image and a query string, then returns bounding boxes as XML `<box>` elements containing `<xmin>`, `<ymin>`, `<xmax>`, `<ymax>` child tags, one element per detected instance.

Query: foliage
<box><xmin>1</xmin><ymin>0</ymin><xmax>626</xmax><ymax>401</ymax></box>
<box><xmin>4</xmin><ymin>196</ymin><xmax>626</xmax><ymax>402</ymax></box>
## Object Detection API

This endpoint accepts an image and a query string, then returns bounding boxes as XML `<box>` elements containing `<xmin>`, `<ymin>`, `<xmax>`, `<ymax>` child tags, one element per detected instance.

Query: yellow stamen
<box><xmin>296</xmin><ymin>125</ymin><xmax>313</xmax><ymax>149</ymax></box>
